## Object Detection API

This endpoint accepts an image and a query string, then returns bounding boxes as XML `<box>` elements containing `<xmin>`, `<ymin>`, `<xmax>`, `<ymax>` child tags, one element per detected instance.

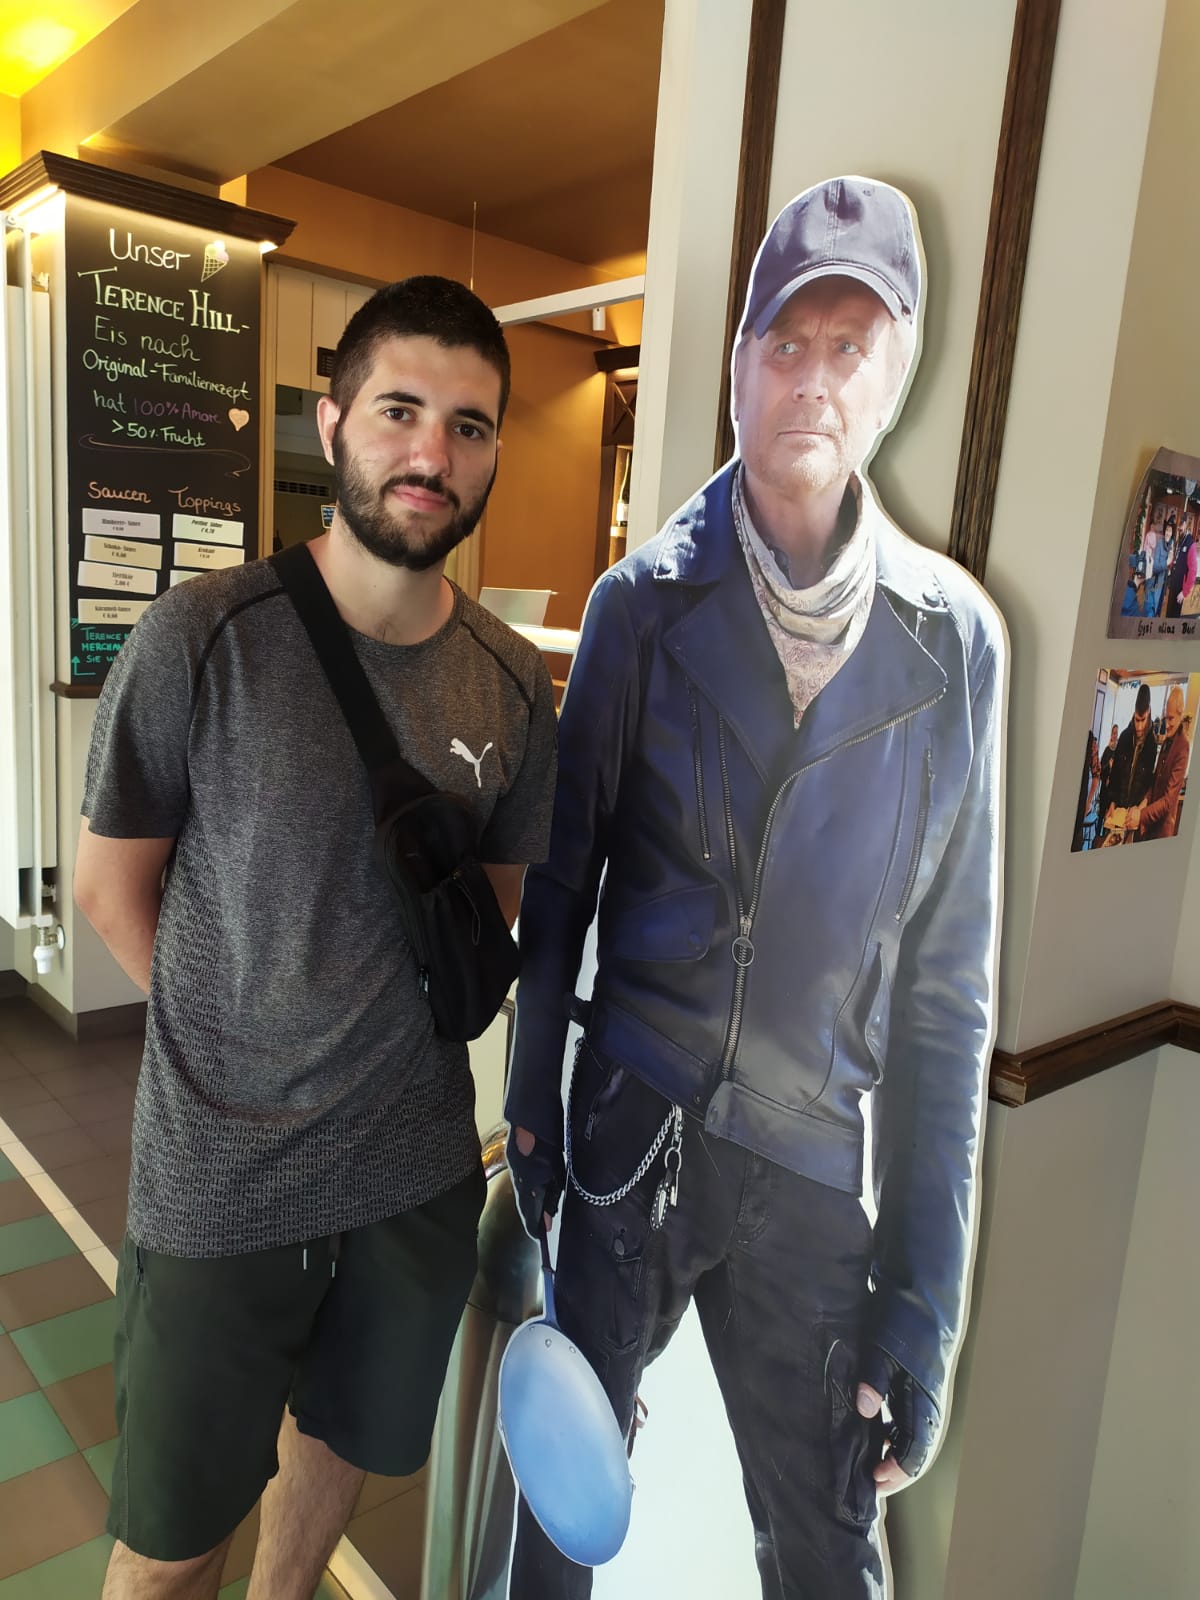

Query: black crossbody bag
<box><xmin>270</xmin><ymin>543</ymin><xmax>520</xmax><ymax>1043</ymax></box>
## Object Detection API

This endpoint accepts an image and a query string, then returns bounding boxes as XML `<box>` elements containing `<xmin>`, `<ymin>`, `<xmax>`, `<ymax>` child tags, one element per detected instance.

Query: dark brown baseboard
<box><xmin>0</xmin><ymin>970</ymin><xmax>26</xmax><ymax>1001</ymax></box>
<box><xmin>989</xmin><ymin>1001</ymin><xmax>1199</xmax><ymax>1107</ymax></box>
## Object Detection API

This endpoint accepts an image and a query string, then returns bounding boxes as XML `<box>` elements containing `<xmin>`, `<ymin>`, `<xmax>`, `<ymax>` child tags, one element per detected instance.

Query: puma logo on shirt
<box><xmin>450</xmin><ymin>738</ymin><xmax>493</xmax><ymax>788</ymax></box>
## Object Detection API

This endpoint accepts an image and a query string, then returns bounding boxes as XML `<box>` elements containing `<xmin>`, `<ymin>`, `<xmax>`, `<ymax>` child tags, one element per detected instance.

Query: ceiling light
<box><xmin>7</xmin><ymin>18</ymin><xmax>76</xmax><ymax>75</ymax></box>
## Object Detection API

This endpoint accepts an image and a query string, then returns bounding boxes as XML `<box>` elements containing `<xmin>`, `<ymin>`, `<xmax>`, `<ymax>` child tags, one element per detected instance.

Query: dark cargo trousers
<box><xmin>508</xmin><ymin>1045</ymin><xmax>887</xmax><ymax>1600</ymax></box>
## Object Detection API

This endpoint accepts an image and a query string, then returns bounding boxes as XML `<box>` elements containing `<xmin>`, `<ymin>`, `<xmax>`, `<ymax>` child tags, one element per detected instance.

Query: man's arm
<box><xmin>1136</xmin><ymin>739</ymin><xmax>1187</xmax><ymax>833</ymax></box>
<box><xmin>504</xmin><ymin>571</ymin><xmax>643</xmax><ymax>1232</ymax></box>
<box><xmin>74</xmin><ymin>821</ymin><xmax>176</xmax><ymax>994</ymax></box>
<box><xmin>866</xmin><ymin>609</ymin><xmax>1006</xmax><ymax>1481</ymax></box>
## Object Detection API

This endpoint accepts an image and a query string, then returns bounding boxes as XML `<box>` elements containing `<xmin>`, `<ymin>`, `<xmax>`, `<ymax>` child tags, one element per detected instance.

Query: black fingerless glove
<box><xmin>857</xmin><ymin>1345</ymin><xmax>941</xmax><ymax>1479</ymax></box>
<box><xmin>505</xmin><ymin>1126</ymin><xmax>566</xmax><ymax>1241</ymax></box>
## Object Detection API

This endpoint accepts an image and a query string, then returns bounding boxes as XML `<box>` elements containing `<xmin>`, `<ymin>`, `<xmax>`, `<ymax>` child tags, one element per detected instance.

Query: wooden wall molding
<box><xmin>0</xmin><ymin>152</ymin><xmax>294</xmax><ymax>247</ymax></box>
<box><xmin>712</xmin><ymin>0</ymin><xmax>1062</xmax><ymax>587</ymax></box>
<box><xmin>712</xmin><ymin>0</ymin><xmax>787</xmax><ymax>473</ymax></box>
<box><xmin>947</xmin><ymin>0</ymin><xmax>1062</xmax><ymax>580</ymax></box>
<box><xmin>989</xmin><ymin>1000</ymin><xmax>1200</xmax><ymax>1107</ymax></box>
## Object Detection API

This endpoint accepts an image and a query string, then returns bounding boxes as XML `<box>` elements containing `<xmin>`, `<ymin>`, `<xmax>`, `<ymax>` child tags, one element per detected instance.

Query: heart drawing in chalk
<box><xmin>228</xmin><ymin>409</ymin><xmax>250</xmax><ymax>431</ymax></box>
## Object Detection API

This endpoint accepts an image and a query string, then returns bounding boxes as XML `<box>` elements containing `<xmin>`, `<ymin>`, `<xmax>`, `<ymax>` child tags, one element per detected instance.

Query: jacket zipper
<box><xmin>716</xmin><ymin>690</ymin><xmax>945</xmax><ymax>1080</ymax></box>
<box><xmin>895</xmin><ymin>746</ymin><xmax>934</xmax><ymax>921</ymax></box>
<box><xmin>688</xmin><ymin>684</ymin><xmax>712</xmax><ymax>861</ymax></box>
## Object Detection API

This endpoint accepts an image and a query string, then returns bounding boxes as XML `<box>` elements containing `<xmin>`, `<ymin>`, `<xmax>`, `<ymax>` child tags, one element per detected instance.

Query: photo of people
<box><xmin>1072</xmin><ymin>666</ymin><xmax>1197</xmax><ymax>850</ymax></box>
<box><xmin>1108</xmin><ymin>447</ymin><xmax>1200</xmax><ymax>639</ymax></box>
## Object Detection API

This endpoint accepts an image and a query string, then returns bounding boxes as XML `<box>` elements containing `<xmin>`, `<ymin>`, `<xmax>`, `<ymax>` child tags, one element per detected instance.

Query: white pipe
<box><xmin>491</xmin><ymin>275</ymin><xmax>645</xmax><ymax>328</ymax></box>
<box><xmin>0</xmin><ymin>222</ymin><xmax>13</xmax><ymax>928</ymax></box>
<box><xmin>19</xmin><ymin>223</ymin><xmax>51</xmax><ymax>931</ymax></box>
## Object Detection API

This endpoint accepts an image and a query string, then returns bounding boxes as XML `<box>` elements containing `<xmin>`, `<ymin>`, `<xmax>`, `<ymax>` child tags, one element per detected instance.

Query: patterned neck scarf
<box><xmin>733</xmin><ymin>468</ymin><xmax>876</xmax><ymax>726</ymax></box>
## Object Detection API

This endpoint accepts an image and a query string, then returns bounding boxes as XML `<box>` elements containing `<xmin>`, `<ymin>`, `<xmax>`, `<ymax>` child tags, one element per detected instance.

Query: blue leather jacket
<box><xmin>506</xmin><ymin>463</ymin><xmax>1005</xmax><ymax>1408</ymax></box>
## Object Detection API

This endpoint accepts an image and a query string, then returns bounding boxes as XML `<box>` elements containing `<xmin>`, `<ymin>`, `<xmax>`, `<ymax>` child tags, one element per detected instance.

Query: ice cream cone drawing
<box><xmin>202</xmin><ymin>240</ymin><xmax>230</xmax><ymax>280</ymax></box>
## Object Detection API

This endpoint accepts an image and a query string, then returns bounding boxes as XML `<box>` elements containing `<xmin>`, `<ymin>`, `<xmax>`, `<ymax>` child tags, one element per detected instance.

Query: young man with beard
<box><xmin>1105</xmin><ymin>682</ymin><xmax>1157</xmax><ymax>833</ymax></box>
<box><xmin>74</xmin><ymin>277</ymin><xmax>557</xmax><ymax>1600</ymax></box>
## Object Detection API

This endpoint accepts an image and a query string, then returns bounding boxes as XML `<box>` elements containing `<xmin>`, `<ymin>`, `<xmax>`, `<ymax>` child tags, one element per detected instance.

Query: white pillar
<box><xmin>627</xmin><ymin>0</ymin><xmax>754</xmax><ymax>548</ymax></box>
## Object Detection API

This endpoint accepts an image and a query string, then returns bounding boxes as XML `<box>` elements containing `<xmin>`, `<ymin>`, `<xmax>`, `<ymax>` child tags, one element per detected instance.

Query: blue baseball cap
<box><xmin>741</xmin><ymin>176</ymin><xmax>921</xmax><ymax>339</ymax></box>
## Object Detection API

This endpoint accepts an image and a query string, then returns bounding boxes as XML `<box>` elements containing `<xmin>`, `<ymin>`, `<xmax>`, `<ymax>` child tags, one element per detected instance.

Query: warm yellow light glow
<box><xmin>6</xmin><ymin>180</ymin><xmax>57</xmax><ymax>218</ymax></box>
<box><xmin>0</xmin><ymin>2</ymin><xmax>139</xmax><ymax>97</ymax></box>
<box><xmin>7</xmin><ymin>186</ymin><xmax>63</xmax><ymax>236</ymax></box>
<box><xmin>8</xmin><ymin>17</ymin><xmax>74</xmax><ymax>72</ymax></box>
<box><xmin>258</xmin><ymin>240</ymin><xmax>278</xmax><ymax>255</ymax></box>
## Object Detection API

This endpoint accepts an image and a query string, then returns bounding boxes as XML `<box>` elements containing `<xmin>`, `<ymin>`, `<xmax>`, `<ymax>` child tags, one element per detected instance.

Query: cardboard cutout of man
<box><xmin>506</xmin><ymin>177</ymin><xmax>1005</xmax><ymax>1597</ymax></box>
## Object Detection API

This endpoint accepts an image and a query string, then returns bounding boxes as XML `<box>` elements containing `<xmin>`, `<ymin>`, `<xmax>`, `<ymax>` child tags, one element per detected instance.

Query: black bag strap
<box><xmin>269</xmin><ymin>543</ymin><xmax>436</xmax><ymax>814</ymax></box>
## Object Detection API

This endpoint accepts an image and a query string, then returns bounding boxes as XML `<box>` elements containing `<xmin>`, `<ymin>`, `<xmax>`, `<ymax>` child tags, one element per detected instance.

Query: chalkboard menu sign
<box><xmin>64</xmin><ymin>195</ymin><xmax>263</xmax><ymax>686</ymax></box>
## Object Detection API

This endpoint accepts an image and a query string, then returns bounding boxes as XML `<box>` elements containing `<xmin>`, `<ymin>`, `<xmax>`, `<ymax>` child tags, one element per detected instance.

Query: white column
<box><xmin>626</xmin><ymin>0</ymin><xmax>754</xmax><ymax>548</ymax></box>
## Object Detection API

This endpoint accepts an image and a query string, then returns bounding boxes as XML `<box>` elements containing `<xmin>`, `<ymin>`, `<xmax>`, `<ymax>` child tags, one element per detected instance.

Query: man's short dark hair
<box><xmin>330</xmin><ymin>275</ymin><xmax>511</xmax><ymax>424</ymax></box>
<box><xmin>1135</xmin><ymin>684</ymin><xmax>1152</xmax><ymax>715</ymax></box>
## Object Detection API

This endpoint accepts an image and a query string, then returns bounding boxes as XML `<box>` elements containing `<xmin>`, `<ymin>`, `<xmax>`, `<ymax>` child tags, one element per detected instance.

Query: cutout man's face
<box><xmin>733</xmin><ymin>278</ymin><xmax>903</xmax><ymax>503</ymax></box>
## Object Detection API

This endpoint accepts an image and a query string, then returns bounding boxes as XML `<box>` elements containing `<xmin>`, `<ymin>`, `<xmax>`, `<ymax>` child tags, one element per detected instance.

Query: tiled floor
<box><xmin>0</xmin><ymin>996</ymin><xmax>426</xmax><ymax>1598</ymax></box>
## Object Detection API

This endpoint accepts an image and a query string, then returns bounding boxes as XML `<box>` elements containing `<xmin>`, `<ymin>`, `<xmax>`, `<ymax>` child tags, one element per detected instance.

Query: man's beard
<box><xmin>332</xmin><ymin>429</ymin><xmax>496</xmax><ymax>572</ymax></box>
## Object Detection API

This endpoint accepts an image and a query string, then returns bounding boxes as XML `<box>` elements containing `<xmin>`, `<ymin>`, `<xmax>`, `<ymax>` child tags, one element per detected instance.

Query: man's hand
<box><xmin>506</xmin><ymin>1124</ymin><xmax>565</xmax><ymax>1241</ymax></box>
<box><xmin>855</xmin><ymin>1346</ymin><xmax>940</xmax><ymax>1489</ymax></box>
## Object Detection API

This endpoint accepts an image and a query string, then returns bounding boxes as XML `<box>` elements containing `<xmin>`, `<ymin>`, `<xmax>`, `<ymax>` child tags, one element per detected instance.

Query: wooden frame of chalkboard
<box><xmin>0</xmin><ymin>153</ymin><xmax>294</xmax><ymax>693</ymax></box>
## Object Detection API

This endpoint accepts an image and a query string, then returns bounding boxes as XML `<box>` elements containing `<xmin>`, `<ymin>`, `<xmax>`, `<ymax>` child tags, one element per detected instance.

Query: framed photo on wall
<box><xmin>1107</xmin><ymin>446</ymin><xmax>1200</xmax><ymax>639</ymax></box>
<box><xmin>1071</xmin><ymin>666</ymin><xmax>1198</xmax><ymax>852</ymax></box>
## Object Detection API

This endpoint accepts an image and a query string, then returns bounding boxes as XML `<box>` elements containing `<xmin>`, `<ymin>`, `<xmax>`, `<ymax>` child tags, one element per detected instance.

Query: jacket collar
<box><xmin>659</xmin><ymin>463</ymin><xmax>950</xmax><ymax>779</ymax></box>
<box><xmin>654</xmin><ymin>461</ymin><xmax>952</xmax><ymax>615</ymax></box>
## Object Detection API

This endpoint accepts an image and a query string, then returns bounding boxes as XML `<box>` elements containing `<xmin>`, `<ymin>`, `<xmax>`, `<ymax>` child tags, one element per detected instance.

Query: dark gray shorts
<box><xmin>107</xmin><ymin>1164</ymin><xmax>486</xmax><ymax>1562</ymax></box>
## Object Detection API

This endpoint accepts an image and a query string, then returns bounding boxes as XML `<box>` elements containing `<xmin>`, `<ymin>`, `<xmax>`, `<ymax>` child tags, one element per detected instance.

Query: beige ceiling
<box><xmin>273</xmin><ymin>0</ymin><xmax>664</xmax><ymax>267</ymax></box>
<box><xmin>9</xmin><ymin>0</ymin><xmax>660</xmax><ymax>271</ymax></box>
<box><xmin>21</xmin><ymin>0</ymin><xmax>618</xmax><ymax>181</ymax></box>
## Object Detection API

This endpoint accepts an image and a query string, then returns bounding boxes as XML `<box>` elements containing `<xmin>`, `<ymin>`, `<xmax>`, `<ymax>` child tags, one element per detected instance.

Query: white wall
<box><xmin>940</xmin><ymin>1061</ymin><xmax>1155</xmax><ymax>1597</ymax></box>
<box><xmin>629</xmin><ymin>0</ymin><xmax>753</xmax><ymax>544</ymax></box>
<box><xmin>984</xmin><ymin>0</ymin><xmax>1170</xmax><ymax>1049</ymax></box>
<box><xmin>1012</xmin><ymin>0</ymin><xmax>1200</xmax><ymax>1050</ymax></box>
<box><xmin>768</xmin><ymin>0</ymin><xmax>1016</xmax><ymax>556</ymax></box>
<box><xmin>1075</xmin><ymin>1045</ymin><xmax>1200</xmax><ymax>1599</ymax></box>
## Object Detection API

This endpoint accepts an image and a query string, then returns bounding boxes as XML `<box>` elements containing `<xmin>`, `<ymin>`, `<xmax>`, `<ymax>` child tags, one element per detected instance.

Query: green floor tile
<box><xmin>0</xmin><ymin>1152</ymin><xmax>18</xmax><ymax>1182</ymax></box>
<box><xmin>218</xmin><ymin>1583</ymin><xmax>249</xmax><ymax>1600</ymax></box>
<box><xmin>10</xmin><ymin>1299</ymin><xmax>117</xmax><ymax>1387</ymax></box>
<box><xmin>0</xmin><ymin>1215</ymin><xmax>77</xmax><ymax>1276</ymax></box>
<box><xmin>83</xmin><ymin>1436</ymin><xmax>120</xmax><ymax>1495</ymax></box>
<box><xmin>0</xmin><ymin>1533</ymin><xmax>114</xmax><ymax>1597</ymax></box>
<box><xmin>0</xmin><ymin>1390</ymin><xmax>76</xmax><ymax>1482</ymax></box>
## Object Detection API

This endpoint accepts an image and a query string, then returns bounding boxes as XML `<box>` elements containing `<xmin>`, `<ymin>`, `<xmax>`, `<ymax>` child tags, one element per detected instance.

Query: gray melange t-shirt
<box><xmin>83</xmin><ymin>557</ymin><xmax>557</xmax><ymax>1257</ymax></box>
